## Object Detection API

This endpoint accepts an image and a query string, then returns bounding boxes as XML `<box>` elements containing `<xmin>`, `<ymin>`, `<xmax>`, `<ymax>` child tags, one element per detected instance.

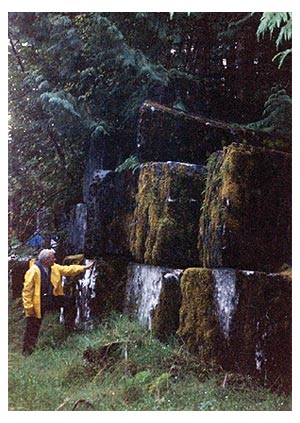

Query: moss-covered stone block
<box><xmin>151</xmin><ymin>270</ymin><xmax>182</xmax><ymax>341</ymax></box>
<box><xmin>63</xmin><ymin>254</ymin><xmax>85</xmax><ymax>265</ymax></box>
<box><xmin>125</xmin><ymin>263</ymin><xmax>182</xmax><ymax>340</ymax></box>
<box><xmin>84</xmin><ymin>169</ymin><xmax>139</xmax><ymax>258</ymax></box>
<box><xmin>137</xmin><ymin>101</ymin><xmax>276</xmax><ymax>164</ymax></box>
<box><xmin>198</xmin><ymin>143</ymin><xmax>291</xmax><ymax>272</ymax></box>
<box><xmin>177</xmin><ymin>267</ymin><xmax>291</xmax><ymax>392</ymax></box>
<box><xmin>130</xmin><ymin>162</ymin><xmax>206</xmax><ymax>268</ymax></box>
<box><xmin>62</xmin><ymin>255</ymin><xmax>128</xmax><ymax>320</ymax></box>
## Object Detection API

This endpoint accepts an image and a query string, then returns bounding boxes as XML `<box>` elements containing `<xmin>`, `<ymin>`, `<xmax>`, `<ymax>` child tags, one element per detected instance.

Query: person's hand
<box><xmin>84</xmin><ymin>261</ymin><xmax>94</xmax><ymax>270</ymax></box>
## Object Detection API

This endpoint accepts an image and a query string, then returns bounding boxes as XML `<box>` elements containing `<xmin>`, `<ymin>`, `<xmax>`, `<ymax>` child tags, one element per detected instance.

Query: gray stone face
<box><xmin>125</xmin><ymin>263</ymin><xmax>182</xmax><ymax>339</ymax></box>
<box><xmin>67</xmin><ymin>203</ymin><xmax>87</xmax><ymax>254</ymax></box>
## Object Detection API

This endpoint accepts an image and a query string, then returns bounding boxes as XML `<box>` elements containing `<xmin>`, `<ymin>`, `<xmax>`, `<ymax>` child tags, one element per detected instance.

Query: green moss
<box><xmin>63</xmin><ymin>254</ymin><xmax>85</xmax><ymax>265</ymax></box>
<box><xmin>198</xmin><ymin>144</ymin><xmax>292</xmax><ymax>271</ymax></box>
<box><xmin>151</xmin><ymin>273</ymin><xmax>182</xmax><ymax>341</ymax></box>
<box><xmin>177</xmin><ymin>268</ymin><xmax>220</xmax><ymax>363</ymax></box>
<box><xmin>130</xmin><ymin>162</ymin><xmax>205</xmax><ymax>267</ymax></box>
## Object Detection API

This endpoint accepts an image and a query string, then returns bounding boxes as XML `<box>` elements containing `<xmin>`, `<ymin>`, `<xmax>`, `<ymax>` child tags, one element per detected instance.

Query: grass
<box><xmin>8</xmin><ymin>296</ymin><xmax>291</xmax><ymax>411</ymax></box>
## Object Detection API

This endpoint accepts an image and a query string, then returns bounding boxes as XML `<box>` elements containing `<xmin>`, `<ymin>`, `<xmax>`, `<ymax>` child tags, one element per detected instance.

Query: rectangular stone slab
<box><xmin>137</xmin><ymin>100</ymin><xmax>276</xmax><ymax>164</ymax></box>
<box><xmin>129</xmin><ymin>161</ymin><xmax>206</xmax><ymax>267</ymax></box>
<box><xmin>177</xmin><ymin>267</ymin><xmax>292</xmax><ymax>392</ymax></box>
<box><xmin>198</xmin><ymin>143</ymin><xmax>291</xmax><ymax>272</ymax></box>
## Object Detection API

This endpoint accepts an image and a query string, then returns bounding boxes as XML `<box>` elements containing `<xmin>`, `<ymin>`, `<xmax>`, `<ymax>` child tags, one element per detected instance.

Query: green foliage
<box><xmin>8</xmin><ymin>12</ymin><xmax>291</xmax><ymax>242</ymax></box>
<box><xmin>256</xmin><ymin>12</ymin><xmax>292</xmax><ymax>68</ymax></box>
<box><xmin>272</xmin><ymin>49</ymin><xmax>292</xmax><ymax>69</ymax></box>
<box><xmin>245</xmin><ymin>85</ymin><xmax>291</xmax><ymax>142</ymax></box>
<box><xmin>115</xmin><ymin>154</ymin><xmax>140</xmax><ymax>173</ymax></box>
<box><xmin>256</xmin><ymin>13</ymin><xmax>291</xmax><ymax>45</ymax></box>
<box><xmin>8</xmin><ymin>296</ymin><xmax>291</xmax><ymax>411</ymax></box>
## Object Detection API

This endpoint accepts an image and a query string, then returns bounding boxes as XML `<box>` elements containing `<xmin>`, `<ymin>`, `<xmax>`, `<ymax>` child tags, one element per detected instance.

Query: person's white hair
<box><xmin>38</xmin><ymin>249</ymin><xmax>55</xmax><ymax>262</ymax></box>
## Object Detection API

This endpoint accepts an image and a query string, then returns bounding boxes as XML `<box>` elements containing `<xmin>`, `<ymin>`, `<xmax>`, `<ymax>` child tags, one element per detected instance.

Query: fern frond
<box><xmin>115</xmin><ymin>155</ymin><xmax>140</xmax><ymax>173</ymax></box>
<box><xmin>276</xmin><ymin>19</ymin><xmax>292</xmax><ymax>49</ymax></box>
<box><xmin>245</xmin><ymin>86</ymin><xmax>291</xmax><ymax>137</ymax></box>
<box><xmin>272</xmin><ymin>49</ymin><xmax>292</xmax><ymax>69</ymax></box>
<box><xmin>257</xmin><ymin>12</ymin><xmax>291</xmax><ymax>42</ymax></box>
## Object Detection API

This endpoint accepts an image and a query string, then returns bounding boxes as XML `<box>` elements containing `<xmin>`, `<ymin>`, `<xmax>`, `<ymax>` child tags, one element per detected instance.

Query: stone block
<box><xmin>130</xmin><ymin>161</ymin><xmax>206</xmax><ymax>268</ymax></box>
<box><xmin>92</xmin><ymin>256</ymin><xmax>129</xmax><ymax>318</ymax></box>
<box><xmin>125</xmin><ymin>263</ymin><xmax>182</xmax><ymax>340</ymax></box>
<box><xmin>177</xmin><ymin>267</ymin><xmax>292</xmax><ymax>392</ymax></box>
<box><xmin>84</xmin><ymin>169</ymin><xmax>139</xmax><ymax>258</ymax></box>
<box><xmin>137</xmin><ymin>100</ymin><xmax>273</xmax><ymax>164</ymax></box>
<box><xmin>67</xmin><ymin>204</ymin><xmax>87</xmax><ymax>254</ymax></box>
<box><xmin>198</xmin><ymin>143</ymin><xmax>291</xmax><ymax>272</ymax></box>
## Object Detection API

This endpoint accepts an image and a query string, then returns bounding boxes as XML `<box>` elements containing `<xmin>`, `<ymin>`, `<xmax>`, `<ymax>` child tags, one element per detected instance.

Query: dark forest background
<box><xmin>8</xmin><ymin>12</ymin><xmax>292</xmax><ymax>244</ymax></box>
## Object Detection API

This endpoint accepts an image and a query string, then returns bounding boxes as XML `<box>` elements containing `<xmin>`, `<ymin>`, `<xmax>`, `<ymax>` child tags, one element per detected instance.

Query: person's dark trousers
<box><xmin>41</xmin><ymin>294</ymin><xmax>76</xmax><ymax>330</ymax></box>
<box><xmin>22</xmin><ymin>295</ymin><xmax>76</xmax><ymax>355</ymax></box>
<box><xmin>51</xmin><ymin>295</ymin><xmax>76</xmax><ymax>331</ymax></box>
<box><xmin>22</xmin><ymin>317</ymin><xmax>42</xmax><ymax>356</ymax></box>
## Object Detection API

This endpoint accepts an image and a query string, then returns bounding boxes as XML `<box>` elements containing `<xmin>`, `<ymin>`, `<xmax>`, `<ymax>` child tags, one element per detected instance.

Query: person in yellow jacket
<box><xmin>22</xmin><ymin>249</ymin><xmax>94</xmax><ymax>355</ymax></box>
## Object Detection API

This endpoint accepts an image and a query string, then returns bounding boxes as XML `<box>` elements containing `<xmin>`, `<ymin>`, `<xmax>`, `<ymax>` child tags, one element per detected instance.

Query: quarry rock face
<box><xmin>58</xmin><ymin>101</ymin><xmax>292</xmax><ymax>393</ymax></box>
<box><xmin>92</xmin><ymin>256</ymin><xmax>129</xmax><ymax>318</ymax></box>
<box><xmin>177</xmin><ymin>267</ymin><xmax>291</xmax><ymax>392</ymax></box>
<box><xmin>198</xmin><ymin>144</ymin><xmax>292</xmax><ymax>272</ymax></box>
<box><xmin>84</xmin><ymin>169</ymin><xmax>139</xmax><ymax>258</ymax></box>
<box><xmin>130</xmin><ymin>161</ymin><xmax>206</xmax><ymax>268</ymax></box>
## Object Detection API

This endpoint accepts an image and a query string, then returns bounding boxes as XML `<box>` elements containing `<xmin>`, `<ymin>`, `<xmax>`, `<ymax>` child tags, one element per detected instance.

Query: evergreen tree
<box><xmin>8</xmin><ymin>12</ymin><xmax>292</xmax><ymax>242</ymax></box>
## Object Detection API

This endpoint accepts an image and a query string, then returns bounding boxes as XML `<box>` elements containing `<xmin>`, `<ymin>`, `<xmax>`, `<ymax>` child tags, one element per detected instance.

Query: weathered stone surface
<box><xmin>67</xmin><ymin>204</ymin><xmax>87</xmax><ymax>254</ymax></box>
<box><xmin>130</xmin><ymin>161</ymin><xmax>206</xmax><ymax>268</ymax></box>
<box><xmin>177</xmin><ymin>267</ymin><xmax>292</xmax><ymax>392</ymax></box>
<box><xmin>82</xmin><ymin>136</ymin><xmax>113</xmax><ymax>204</ymax></box>
<box><xmin>84</xmin><ymin>169</ymin><xmax>139</xmax><ymax>258</ymax></box>
<box><xmin>9</xmin><ymin>257</ymin><xmax>31</xmax><ymax>299</ymax></box>
<box><xmin>198</xmin><ymin>143</ymin><xmax>291</xmax><ymax>272</ymax></box>
<box><xmin>125</xmin><ymin>263</ymin><xmax>182</xmax><ymax>340</ymax></box>
<box><xmin>137</xmin><ymin>100</ymin><xmax>276</xmax><ymax>165</ymax></box>
<box><xmin>62</xmin><ymin>255</ymin><xmax>128</xmax><ymax>323</ymax></box>
<box><xmin>93</xmin><ymin>256</ymin><xmax>129</xmax><ymax>318</ymax></box>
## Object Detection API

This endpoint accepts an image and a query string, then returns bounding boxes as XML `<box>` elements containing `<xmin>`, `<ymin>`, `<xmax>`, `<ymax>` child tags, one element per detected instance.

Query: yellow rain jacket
<box><xmin>22</xmin><ymin>262</ymin><xmax>86</xmax><ymax>319</ymax></box>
